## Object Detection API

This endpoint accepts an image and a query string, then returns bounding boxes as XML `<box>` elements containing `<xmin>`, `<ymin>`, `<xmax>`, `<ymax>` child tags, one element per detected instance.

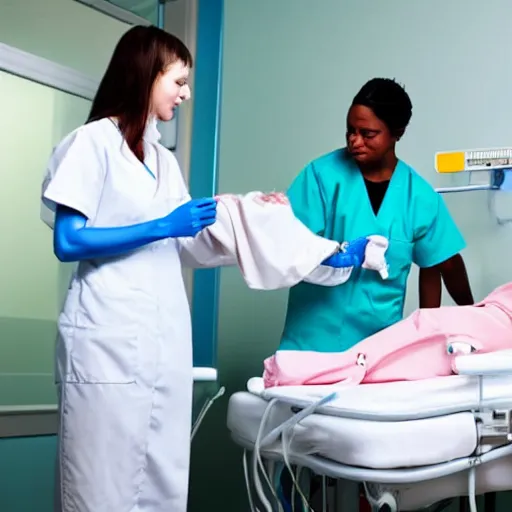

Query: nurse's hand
<box><xmin>162</xmin><ymin>198</ymin><xmax>217</xmax><ymax>238</ymax></box>
<box><xmin>321</xmin><ymin>237</ymin><xmax>369</xmax><ymax>268</ymax></box>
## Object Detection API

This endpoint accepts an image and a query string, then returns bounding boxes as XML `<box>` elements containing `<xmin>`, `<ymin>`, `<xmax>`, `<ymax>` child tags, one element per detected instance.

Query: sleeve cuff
<box><xmin>42</xmin><ymin>190</ymin><xmax>95</xmax><ymax>221</ymax></box>
<box><xmin>416</xmin><ymin>241</ymin><xmax>466</xmax><ymax>268</ymax></box>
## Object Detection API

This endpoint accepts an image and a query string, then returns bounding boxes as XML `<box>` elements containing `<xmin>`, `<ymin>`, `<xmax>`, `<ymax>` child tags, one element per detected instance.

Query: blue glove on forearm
<box><xmin>321</xmin><ymin>237</ymin><xmax>369</xmax><ymax>268</ymax></box>
<box><xmin>54</xmin><ymin>198</ymin><xmax>217</xmax><ymax>262</ymax></box>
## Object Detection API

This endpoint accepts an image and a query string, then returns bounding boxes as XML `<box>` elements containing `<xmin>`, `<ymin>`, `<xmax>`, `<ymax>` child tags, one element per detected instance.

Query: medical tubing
<box><xmin>363</xmin><ymin>483</ymin><xmax>378</xmax><ymax>509</ymax></box>
<box><xmin>468</xmin><ymin>466</ymin><xmax>478</xmax><ymax>512</ymax></box>
<box><xmin>252</xmin><ymin>393</ymin><xmax>327</xmax><ymax>512</ymax></box>
<box><xmin>378</xmin><ymin>492</ymin><xmax>398</xmax><ymax>511</ymax></box>
<box><xmin>191</xmin><ymin>400</ymin><xmax>210</xmax><ymax>438</ymax></box>
<box><xmin>281</xmin><ymin>429</ymin><xmax>313</xmax><ymax>511</ymax></box>
<box><xmin>292</xmin><ymin>466</ymin><xmax>308</xmax><ymax>512</ymax></box>
<box><xmin>363</xmin><ymin>484</ymin><xmax>397</xmax><ymax>511</ymax></box>
<box><xmin>291</xmin><ymin>467</ymin><xmax>306</xmax><ymax>512</ymax></box>
<box><xmin>253</xmin><ymin>392</ymin><xmax>337</xmax><ymax>511</ymax></box>
<box><xmin>253</xmin><ymin>399</ymin><xmax>284</xmax><ymax>512</ymax></box>
<box><xmin>259</xmin><ymin>392</ymin><xmax>338</xmax><ymax>448</ymax></box>
<box><xmin>253</xmin><ymin>422</ymin><xmax>275</xmax><ymax>512</ymax></box>
<box><xmin>264</xmin><ymin>461</ymin><xmax>278</xmax><ymax>506</ymax></box>
<box><xmin>285</xmin><ymin>466</ymin><xmax>305</xmax><ymax>512</ymax></box>
<box><xmin>243</xmin><ymin>450</ymin><xmax>259</xmax><ymax>512</ymax></box>
<box><xmin>296</xmin><ymin>467</ymin><xmax>309</xmax><ymax>512</ymax></box>
<box><xmin>191</xmin><ymin>386</ymin><xmax>225</xmax><ymax>440</ymax></box>
<box><xmin>255</xmin><ymin>418</ymin><xmax>283</xmax><ymax>512</ymax></box>
<box><xmin>275</xmin><ymin>394</ymin><xmax>339</xmax><ymax>511</ymax></box>
<box><xmin>281</xmin><ymin>429</ymin><xmax>314</xmax><ymax>512</ymax></box>
<box><xmin>273</xmin><ymin>463</ymin><xmax>286</xmax><ymax>511</ymax></box>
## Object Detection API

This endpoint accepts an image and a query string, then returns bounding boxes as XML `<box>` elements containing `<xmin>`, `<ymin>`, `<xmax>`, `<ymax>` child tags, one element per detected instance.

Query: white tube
<box><xmin>468</xmin><ymin>467</ymin><xmax>478</xmax><ymax>512</ymax></box>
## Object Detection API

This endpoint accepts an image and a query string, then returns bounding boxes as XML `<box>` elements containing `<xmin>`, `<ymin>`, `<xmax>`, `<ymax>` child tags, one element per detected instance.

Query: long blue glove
<box><xmin>321</xmin><ymin>237</ymin><xmax>369</xmax><ymax>268</ymax></box>
<box><xmin>54</xmin><ymin>198</ymin><xmax>217</xmax><ymax>262</ymax></box>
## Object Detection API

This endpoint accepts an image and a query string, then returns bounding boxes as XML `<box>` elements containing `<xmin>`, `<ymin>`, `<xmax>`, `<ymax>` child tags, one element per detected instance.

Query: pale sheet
<box><xmin>179</xmin><ymin>192</ymin><xmax>388</xmax><ymax>290</ymax></box>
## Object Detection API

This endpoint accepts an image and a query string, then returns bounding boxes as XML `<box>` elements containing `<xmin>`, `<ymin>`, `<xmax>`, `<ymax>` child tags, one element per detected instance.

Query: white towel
<box><xmin>179</xmin><ymin>192</ymin><xmax>388</xmax><ymax>290</ymax></box>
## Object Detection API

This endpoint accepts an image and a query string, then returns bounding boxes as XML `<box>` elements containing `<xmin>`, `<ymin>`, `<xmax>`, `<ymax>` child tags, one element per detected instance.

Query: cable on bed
<box><xmin>362</xmin><ymin>482</ymin><xmax>398</xmax><ymax>511</ymax></box>
<box><xmin>243</xmin><ymin>449</ymin><xmax>259</xmax><ymax>512</ymax></box>
<box><xmin>282</xmin><ymin>428</ymin><xmax>313</xmax><ymax>511</ymax></box>
<box><xmin>252</xmin><ymin>398</ymin><xmax>284</xmax><ymax>512</ymax></box>
<box><xmin>251</xmin><ymin>392</ymin><xmax>337</xmax><ymax>512</ymax></box>
<box><xmin>278</xmin><ymin>393</ymin><xmax>340</xmax><ymax>511</ymax></box>
<box><xmin>191</xmin><ymin>386</ymin><xmax>225</xmax><ymax>441</ymax></box>
<box><xmin>468</xmin><ymin>466</ymin><xmax>477</xmax><ymax>512</ymax></box>
<box><xmin>291</xmin><ymin>466</ymin><xmax>308</xmax><ymax>512</ymax></box>
<box><xmin>259</xmin><ymin>391</ymin><xmax>338</xmax><ymax>448</ymax></box>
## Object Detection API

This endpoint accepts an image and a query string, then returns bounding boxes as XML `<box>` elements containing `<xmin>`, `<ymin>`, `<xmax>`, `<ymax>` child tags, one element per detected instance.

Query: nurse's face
<box><xmin>151</xmin><ymin>60</ymin><xmax>191</xmax><ymax>122</ymax></box>
<box><xmin>346</xmin><ymin>105</ymin><xmax>397</xmax><ymax>165</ymax></box>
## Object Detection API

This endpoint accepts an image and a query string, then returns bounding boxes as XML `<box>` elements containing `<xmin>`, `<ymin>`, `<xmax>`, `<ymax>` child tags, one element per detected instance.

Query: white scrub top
<box><xmin>42</xmin><ymin>118</ymin><xmax>195</xmax><ymax>512</ymax></box>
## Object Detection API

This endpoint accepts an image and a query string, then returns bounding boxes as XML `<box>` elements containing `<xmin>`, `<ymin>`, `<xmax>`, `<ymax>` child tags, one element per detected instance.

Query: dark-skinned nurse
<box><xmin>280</xmin><ymin>77</ymin><xmax>474</xmax><ymax>356</ymax></box>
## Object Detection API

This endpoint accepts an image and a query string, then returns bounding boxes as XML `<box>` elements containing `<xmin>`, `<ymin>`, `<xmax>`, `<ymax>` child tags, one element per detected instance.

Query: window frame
<box><xmin>0</xmin><ymin>0</ymin><xmax>222</xmax><ymax>436</ymax></box>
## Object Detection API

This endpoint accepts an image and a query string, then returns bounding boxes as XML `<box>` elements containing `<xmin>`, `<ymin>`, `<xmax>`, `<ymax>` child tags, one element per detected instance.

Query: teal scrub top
<box><xmin>280</xmin><ymin>148</ymin><xmax>466</xmax><ymax>353</ymax></box>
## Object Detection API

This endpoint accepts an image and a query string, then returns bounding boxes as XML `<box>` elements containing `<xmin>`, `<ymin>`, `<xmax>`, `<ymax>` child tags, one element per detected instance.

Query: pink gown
<box><xmin>263</xmin><ymin>282</ymin><xmax>512</xmax><ymax>388</ymax></box>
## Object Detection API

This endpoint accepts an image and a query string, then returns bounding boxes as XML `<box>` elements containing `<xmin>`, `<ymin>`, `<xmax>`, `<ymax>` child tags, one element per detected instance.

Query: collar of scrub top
<box><xmin>108</xmin><ymin>116</ymin><xmax>160</xmax><ymax>180</ymax></box>
<box><xmin>345</xmin><ymin>149</ymin><xmax>407</xmax><ymax>240</ymax></box>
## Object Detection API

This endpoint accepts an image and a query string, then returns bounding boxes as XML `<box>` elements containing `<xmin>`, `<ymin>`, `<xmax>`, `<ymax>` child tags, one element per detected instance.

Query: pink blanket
<box><xmin>263</xmin><ymin>282</ymin><xmax>512</xmax><ymax>388</ymax></box>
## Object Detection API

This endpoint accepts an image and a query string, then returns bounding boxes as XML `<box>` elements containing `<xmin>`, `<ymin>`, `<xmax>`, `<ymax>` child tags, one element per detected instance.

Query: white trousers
<box><xmin>54</xmin><ymin>327</ymin><xmax>193</xmax><ymax>512</ymax></box>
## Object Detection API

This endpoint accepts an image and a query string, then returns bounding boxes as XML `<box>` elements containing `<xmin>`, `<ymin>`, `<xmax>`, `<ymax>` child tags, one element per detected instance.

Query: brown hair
<box><xmin>87</xmin><ymin>25</ymin><xmax>193</xmax><ymax>161</ymax></box>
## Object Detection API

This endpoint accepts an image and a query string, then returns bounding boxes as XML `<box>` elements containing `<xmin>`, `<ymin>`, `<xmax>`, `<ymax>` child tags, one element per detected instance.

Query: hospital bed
<box><xmin>226</xmin><ymin>350</ymin><xmax>512</xmax><ymax>511</ymax></box>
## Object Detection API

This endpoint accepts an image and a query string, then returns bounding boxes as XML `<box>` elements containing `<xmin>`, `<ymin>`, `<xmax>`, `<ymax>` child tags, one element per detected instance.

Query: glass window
<box><xmin>0</xmin><ymin>70</ymin><xmax>90</xmax><ymax>407</ymax></box>
<box><xmin>105</xmin><ymin>0</ymin><xmax>159</xmax><ymax>25</ymax></box>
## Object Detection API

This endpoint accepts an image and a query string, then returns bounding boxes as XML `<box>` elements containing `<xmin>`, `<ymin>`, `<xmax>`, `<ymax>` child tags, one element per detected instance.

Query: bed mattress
<box><xmin>227</xmin><ymin>374</ymin><xmax>512</xmax><ymax>469</ymax></box>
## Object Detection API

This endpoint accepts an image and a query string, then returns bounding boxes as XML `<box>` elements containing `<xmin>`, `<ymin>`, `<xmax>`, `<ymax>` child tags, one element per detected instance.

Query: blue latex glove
<box><xmin>162</xmin><ymin>198</ymin><xmax>217</xmax><ymax>238</ymax></box>
<box><xmin>321</xmin><ymin>237</ymin><xmax>369</xmax><ymax>268</ymax></box>
<box><xmin>54</xmin><ymin>198</ymin><xmax>217</xmax><ymax>262</ymax></box>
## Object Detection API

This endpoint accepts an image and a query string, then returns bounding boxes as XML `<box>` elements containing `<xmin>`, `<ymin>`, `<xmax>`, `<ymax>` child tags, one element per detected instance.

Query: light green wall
<box><xmin>0</xmin><ymin>0</ymin><xmax>130</xmax><ymax>408</ymax></box>
<box><xmin>0</xmin><ymin>0</ymin><xmax>130</xmax><ymax>407</ymax></box>
<box><xmin>0</xmin><ymin>2</ymin><xmax>129</xmax><ymax>510</ymax></box>
<box><xmin>190</xmin><ymin>1</ymin><xmax>512</xmax><ymax>510</ymax></box>
<box><xmin>0</xmin><ymin>71</ymin><xmax>90</xmax><ymax>406</ymax></box>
